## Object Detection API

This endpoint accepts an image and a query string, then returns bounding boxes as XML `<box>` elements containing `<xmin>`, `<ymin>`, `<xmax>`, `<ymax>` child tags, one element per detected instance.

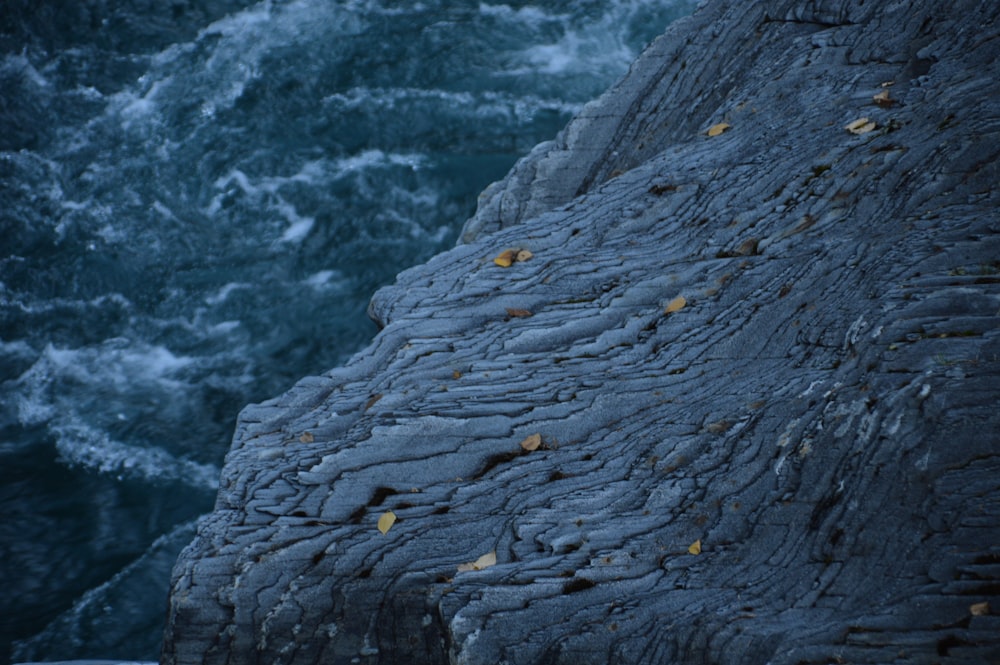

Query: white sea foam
<box><xmin>210</xmin><ymin>320</ymin><xmax>242</xmax><ymax>334</ymax></box>
<box><xmin>10</xmin><ymin>339</ymin><xmax>220</xmax><ymax>488</ymax></box>
<box><xmin>205</xmin><ymin>282</ymin><xmax>250</xmax><ymax>305</ymax></box>
<box><xmin>119</xmin><ymin>93</ymin><xmax>156</xmax><ymax>123</ymax></box>
<box><xmin>276</xmin><ymin>199</ymin><xmax>316</xmax><ymax>244</ymax></box>
<box><xmin>303</xmin><ymin>269</ymin><xmax>345</xmax><ymax>289</ymax></box>
<box><xmin>1</xmin><ymin>291</ymin><xmax>132</xmax><ymax>317</ymax></box>
<box><xmin>60</xmin><ymin>198</ymin><xmax>89</xmax><ymax>212</ymax></box>
<box><xmin>477</xmin><ymin>3</ymin><xmax>555</xmax><ymax>23</ymax></box>
<box><xmin>199</xmin><ymin>0</ymin><xmax>281</xmax><ymax>38</ymax></box>
<box><xmin>322</xmin><ymin>86</ymin><xmax>582</xmax><ymax>121</ymax></box>
<box><xmin>207</xmin><ymin>152</ymin><xmax>437</xmax><ymax>244</ymax></box>
<box><xmin>13</xmin><ymin>390</ymin><xmax>56</xmax><ymax>427</ymax></box>
<box><xmin>190</xmin><ymin>0</ymin><xmax>367</xmax><ymax>116</ymax></box>
<box><xmin>189</xmin><ymin>4</ymin><xmax>277</xmax><ymax>115</ymax></box>
<box><xmin>0</xmin><ymin>338</ymin><xmax>34</xmax><ymax>361</ymax></box>
<box><xmin>291</xmin><ymin>158</ymin><xmax>329</xmax><ymax>182</ymax></box>
<box><xmin>115</xmin><ymin>76</ymin><xmax>173</xmax><ymax>132</ymax></box>
<box><xmin>215</xmin><ymin>168</ymin><xmax>255</xmax><ymax>193</ymax></box>
<box><xmin>508</xmin><ymin>25</ymin><xmax>634</xmax><ymax>78</ymax></box>
<box><xmin>480</xmin><ymin>0</ymin><xmax>684</xmax><ymax>81</ymax></box>
<box><xmin>335</xmin><ymin>149</ymin><xmax>426</xmax><ymax>173</ymax></box>
<box><xmin>96</xmin><ymin>222</ymin><xmax>128</xmax><ymax>244</ymax></box>
<box><xmin>152</xmin><ymin>200</ymin><xmax>179</xmax><ymax>220</ymax></box>
<box><xmin>0</xmin><ymin>52</ymin><xmax>49</xmax><ymax>88</ymax></box>
<box><xmin>214</xmin><ymin>159</ymin><xmax>334</xmax><ymax>197</ymax></box>
<box><xmin>324</xmin><ymin>85</ymin><xmax>471</xmax><ymax>110</ymax></box>
<box><xmin>51</xmin><ymin>421</ymin><xmax>220</xmax><ymax>489</ymax></box>
<box><xmin>14</xmin><ymin>341</ymin><xmax>195</xmax><ymax>427</ymax></box>
<box><xmin>522</xmin><ymin>37</ymin><xmax>584</xmax><ymax>74</ymax></box>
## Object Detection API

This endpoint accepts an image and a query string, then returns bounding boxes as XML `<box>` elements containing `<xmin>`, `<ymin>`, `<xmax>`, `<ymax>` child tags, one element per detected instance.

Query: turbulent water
<box><xmin>0</xmin><ymin>1</ymin><xmax>695</xmax><ymax>661</ymax></box>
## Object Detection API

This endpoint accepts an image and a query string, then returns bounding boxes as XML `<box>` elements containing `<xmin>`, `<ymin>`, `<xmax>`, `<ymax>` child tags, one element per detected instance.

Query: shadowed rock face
<box><xmin>162</xmin><ymin>1</ymin><xmax>1000</xmax><ymax>663</ymax></box>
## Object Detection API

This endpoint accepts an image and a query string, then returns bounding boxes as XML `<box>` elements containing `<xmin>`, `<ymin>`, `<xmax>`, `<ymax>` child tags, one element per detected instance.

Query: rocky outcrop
<box><xmin>163</xmin><ymin>1</ymin><xmax>1000</xmax><ymax>663</ymax></box>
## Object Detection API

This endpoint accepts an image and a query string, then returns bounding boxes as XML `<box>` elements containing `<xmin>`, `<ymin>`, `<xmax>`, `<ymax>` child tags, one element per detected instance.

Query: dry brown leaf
<box><xmin>664</xmin><ymin>295</ymin><xmax>687</xmax><ymax>314</ymax></box>
<box><xmin>494</xmin><ymin>249</ymin><xmax>516</xmax><ymax>267</ymax></box>
<box><xmin>520</xmin><ymin>433</ymin><xmax>542</xmax><ymax>451</ymax></box>
<box><xmin>473</xmin><ymin>550</ymin><xmax>497</xmax><ymax>569</ymax></box>
<box><xmin>648</xmin><ymin>183</ymin><xmax>677</xmax><ymax>196</ymax></box>
<box><xmin>688</xmin><ymin>539</ymin><xmax>702</xmax><ymax>555</ymax></box>
<box><xmin>735</xmin><ymin>237</ymin><xmax>759</xmax><ymax>256</ymax></box>
<box><xmin>872</xmin><ymin>89</ymin><xmax>895</xmax><ymax>108</ymax></box>
<box><xmin>377</xmin><ymin>511</ymin><xmax>396</xmax><ymax>535</ymax></box>
<box><xmin>298</xmin><ymin>431</ymin><xmax>314</xmax><ymax>443</ymax></box>
<box><xmin>846</xmin><ymin>117</ymin><xmax>876</xmax><ymax>134</ymax></box>
<box><xmin>457</xmin><ymin>550</ymin><xmax>497</xmax><ymax>572</ymax></box>
<box><xmin>707</xmin><ymin>122</ymin><xmax>731</xmax><ymax>137</ymax></box>
<box><xmin>516</xmin><ymin>249</ymin><xmax>534</xmax><ymax>262</ymax></box>
<box><xmin>705</xmin><ymin>419</ymin><xmax>732</xmax><ymax>434</ymax></box>
<box><xmin>452</xmin><ymin>369</ymin><xmax>462</xmax><ymax>379</ymax></box>
<box><xmin>506</xmin><ymin>307</ymin><xmax>533</xmax><ymax>318</ymax></box>
<box><xmin>970</xmin><ymin>601</ymin><xmax>991</xmax><ymax>616</ymax></box>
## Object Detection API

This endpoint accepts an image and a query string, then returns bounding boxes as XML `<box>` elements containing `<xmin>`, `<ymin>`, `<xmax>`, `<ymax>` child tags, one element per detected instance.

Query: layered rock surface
<box><xmin>163</xmin><ymin>1</ymin><xmax>1000</xmax><ymax>663</ymax></box>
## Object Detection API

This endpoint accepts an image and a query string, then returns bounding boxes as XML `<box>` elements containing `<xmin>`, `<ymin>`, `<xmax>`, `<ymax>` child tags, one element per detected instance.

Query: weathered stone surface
<box><xmin>163</xmin><ymin>1</ymin><xmax>1000</xmax><ymax>663</ymax></box>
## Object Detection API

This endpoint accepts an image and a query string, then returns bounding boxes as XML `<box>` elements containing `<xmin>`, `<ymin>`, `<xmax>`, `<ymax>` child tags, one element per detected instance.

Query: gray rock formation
<box><xmin>162</xmin><ymin>0</ymin><xmax>1000</xmax><ymax>663</ymax></box>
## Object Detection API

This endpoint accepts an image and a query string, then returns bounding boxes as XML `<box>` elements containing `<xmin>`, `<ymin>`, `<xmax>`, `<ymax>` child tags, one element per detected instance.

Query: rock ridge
<box><xmin>163</xmin><ymin>1</ymin><xmax>1000</xmax><ymax>663</ymax></box>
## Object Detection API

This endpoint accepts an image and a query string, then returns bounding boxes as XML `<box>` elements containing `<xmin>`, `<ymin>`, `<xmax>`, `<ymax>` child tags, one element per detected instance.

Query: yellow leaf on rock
<box><xmin>705</xmin><ymin>419</ymin><xmax>732</xmax><ymax>434</ymax></box>
<box><xmin>846</xmin><ymin>117</ymin><xmax>876</xmax><ymax>134</ymax></box>
<box><xmin>494</xmin><ymin>249</ymin><xmax>516</xmax><ymax>267</ymax></box>
<box><xmin>707</xmin><ymin>122</ymin><xmax>730</xmax><ymax>137</ymax></box>
<box><xmin>494</xmin><ymin>248</ymin><xmax>532</xmax><ymax>267</ymax></box>
<box><xmin>688</xmin><ymin>539</ymin><xmax>702</xmax><ymax>555</ymax></box>
<box><xmin>377</xmin><ymin>511</ymin><xmax>396</xmax><ymax>535</ymax></box>
<box><xmin>872</xmin><ymin>89</ymin><xmax>895</xmax><ymax>108</ymax></box>
<box><xmin>457</xmin><ymin>550</ymin><xmax>497</xmax><ymax>572</ymax></box>
<box><xmin>664</xmin><ymin>295</ymin><xmax>687</xmax><ymax>314</ymax></box>
<box><xmin>970</xmin><ymin>601</ymin><xmax>991</xmax><ymax>616</ymax></box>
<box><xmin>520</xmin><ymin>433</ymin><xmax>542</xmax><ymax>451</ymax></box>
<box><xmin>473</xmin><ymin>550</ymin><xmax>497</xmax><ymax>569</ymax></box>
<box><xmin>298</xmin><ymin>431</ymin><xmax>314</xmax><ymax>443</ymax></box>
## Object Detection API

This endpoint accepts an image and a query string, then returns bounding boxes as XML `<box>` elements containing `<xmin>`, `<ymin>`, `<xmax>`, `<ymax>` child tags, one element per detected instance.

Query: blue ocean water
<box><xmin>0</xmin><ymin>1</ymin><xmax>695</xmax><ymax>661</ymax></box>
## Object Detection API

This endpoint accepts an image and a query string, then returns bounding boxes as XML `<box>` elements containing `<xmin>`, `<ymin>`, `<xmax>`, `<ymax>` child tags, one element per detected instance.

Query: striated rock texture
<box><xmin>162</xmin><ymin>1</ymin><xmax>1000</xmax><ymax>663</ymax></box>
